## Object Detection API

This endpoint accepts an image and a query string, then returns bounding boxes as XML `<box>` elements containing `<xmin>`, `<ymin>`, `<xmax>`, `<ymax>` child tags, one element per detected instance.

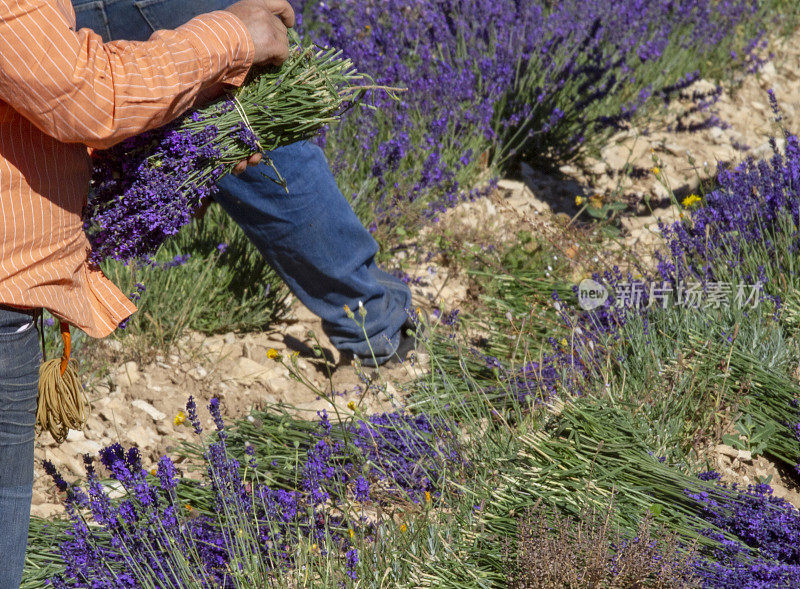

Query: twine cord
<box><xmin>36</xmin><ymin>320</ymin><xmax>88</xmax><ymax>444</ymax></box>
<box><xmin>231</xmin><ymin>94</ymin><xmax>264</xmax><ymax>153</ymax></box>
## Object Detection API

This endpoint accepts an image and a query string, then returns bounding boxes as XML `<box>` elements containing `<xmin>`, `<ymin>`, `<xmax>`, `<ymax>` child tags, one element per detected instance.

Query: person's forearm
<box><xmin>0</xmin><ymin>0</ymin><xmax>253</xmax><ymax>149</ymax></box>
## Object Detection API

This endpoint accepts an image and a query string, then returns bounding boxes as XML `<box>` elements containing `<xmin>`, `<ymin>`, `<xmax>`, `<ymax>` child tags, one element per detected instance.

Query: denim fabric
<box><xmin>0</xmin><ymin>309</ymin><xmax>41</xmax><ymax>589</ymax></box>
<box><xmin>73</xmin><ymin>0</ymin><xmax>412</xmax><ymax>363</ymax></box>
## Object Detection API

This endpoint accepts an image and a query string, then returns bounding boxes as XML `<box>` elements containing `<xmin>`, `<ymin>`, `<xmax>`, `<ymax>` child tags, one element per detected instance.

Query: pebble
<box><xmin>31</xmin><ymin>503</ymin><xmax>63</xmax><ymax>519</ymax></box>
<box><xmin>187</xmin><ymin>365</ymin><xmax>208</xmax><ymax>380</ymax></box>
<box><xmin>132</xmin><ymin>399</ymin><xmax>167</xmax><ymax>421</ymax></box>
<box><xmin>115</xmin><ymin>361</ymin><xmax>140</xmax><ymax>387</ymax></box>
<box><xmin>715</xmin><ymin>444</ymin><xmax>739</xmax><ymax>459</ymax></box>
<box><xmin>127</xmin><ymin>425</ymin><xmax>157</xmax><ymax>449</ymax></box>
<box><xmin>229</xmin><ymin>356</ymin><xmax>271</xmax><ymax>386</ymax></box>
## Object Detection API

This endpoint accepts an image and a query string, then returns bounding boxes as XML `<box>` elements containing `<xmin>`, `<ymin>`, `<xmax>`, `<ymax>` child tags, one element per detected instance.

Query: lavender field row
<box><xmin>22</xmin><ymin>1</ymin><xmax>800</xmax><ymax>587</ymax></box>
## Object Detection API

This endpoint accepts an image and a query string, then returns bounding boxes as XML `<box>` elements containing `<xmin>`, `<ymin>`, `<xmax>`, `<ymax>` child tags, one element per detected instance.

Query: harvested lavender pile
<box><xmin>85</xmin><ymin>33</ymin><xmax>373</xmax><ymax>263</ymax></box>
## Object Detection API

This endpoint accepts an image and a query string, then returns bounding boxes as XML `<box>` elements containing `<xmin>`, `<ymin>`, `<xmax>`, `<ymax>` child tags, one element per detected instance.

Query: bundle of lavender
<box><xmin>86</xmin><ymin>32</ymin><xmax>377</xmax><ymax>263</ymax></box>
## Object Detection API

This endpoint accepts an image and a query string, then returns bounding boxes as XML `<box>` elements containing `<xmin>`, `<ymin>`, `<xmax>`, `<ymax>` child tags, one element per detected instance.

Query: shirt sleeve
<box><xmin>0</xmin><ymin>0</ymin><xmax>254</xmax><ymax>149</ymax></box>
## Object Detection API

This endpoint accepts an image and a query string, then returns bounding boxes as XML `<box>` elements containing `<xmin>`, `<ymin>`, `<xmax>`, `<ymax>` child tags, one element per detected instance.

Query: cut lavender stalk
<box><xmin>85</xmin><ymin>32</ymin><xmax>382</xmax><ymax>263</ymax></box>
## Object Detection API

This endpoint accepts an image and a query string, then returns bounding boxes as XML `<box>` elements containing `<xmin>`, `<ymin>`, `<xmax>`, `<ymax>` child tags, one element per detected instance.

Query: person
<box><xmin>0</xmin><ymin>1</ymin><xmax>293</xmax><ymax>585</ymax></box>
<box><xmin>73</xmin><ymin>0</ymin><xmax>415</xmax><ymax>368</ymax></box>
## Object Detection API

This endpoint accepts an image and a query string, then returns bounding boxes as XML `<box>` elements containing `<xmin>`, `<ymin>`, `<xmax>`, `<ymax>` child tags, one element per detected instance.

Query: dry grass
<box><xmin>506</xmin><ymin>498</ymin><xmax>699</xmax><ymax>588</ymax></box>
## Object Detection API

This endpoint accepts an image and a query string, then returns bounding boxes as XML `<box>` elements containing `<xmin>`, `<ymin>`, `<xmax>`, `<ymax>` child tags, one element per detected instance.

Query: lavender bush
<box><xmin>290</xmin><ymin>0</ymin><xmax>766</xmax><ymax>238</ymax></box>
<box><xmin>688</xmin><ymin>474</ymin><xmax>800</xmax><ymax>587</ymax></box>
<box><xmin>41</xmin><ymin>398</ymin><xmax>463</xmax><ymax>587</ymax></box>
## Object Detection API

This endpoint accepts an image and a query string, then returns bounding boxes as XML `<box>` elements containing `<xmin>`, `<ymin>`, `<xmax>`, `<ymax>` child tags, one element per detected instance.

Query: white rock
<box><xmin>104</xmin><ymin>480</ymin><xmax>126</xmax><ymax>499</ymax></box>
<box><xmin>98</xmin><ymin>405</ymin><xmax>126</xmax><ymax>425</ymax></box>
<box><xmin>266</xmin><ymin>377</ymin><xmax>301</xmax><ymax>402</ymax></box>
<box><xmin>708</xmin><ymin>126</ymin><xmax>726</xmax><ymax>144</ymax></box>
<box><xmin>229</xmin><ymin>357</ymin><xmax>271</xmax><ymax>386</ymax></box>
<box><xmin>737</xmin><ymin>449</ymin><xmax>753</xmax><ymax>462</ymax></box>
<box><xmin>587</xmin><ymin>159</ymin><xmax>608</xmax><ymax>175</ymax></box>
<box><xmin>661</xmin><ymin>142</ymin><xmax>684</xmax><ymax>157</ymax></box>
<box><xmin>188</xmin><ymin>365</ymin><xmax>208</xmax><ymax>380</ymax></box>
<box><xmin>558</xmin><ymin>164</ymin><xmax>578</xmax><ymax>175</ymax></box>
<box><xmin>127</xmin><ymin>424</ymin><xmax>157</xmax><ymax>449</ymax></box>
<box><xmin>286</xmin><ymin>324</ymin><xmax>308</xmax><ymax>340</ymax></box>
<box><xmin>381</xmin><ymin>382</ymin><xmax>398</xmax><ymax>402</ymax></box>
<box><xmin>46</xmin><ymin>447</ymin><xmax>85</xmax><ymax>478</ymax></box>
<box><xmin>115</xmin><ymin>361</ymin><xmax>140</xmax><ymax>387</ymax></box>
<box><xmin>292</xmin><ymin>397</ymin><xmax>355</xmax><ymax>418</ymax></box>
<box><xmin>202</xmin><ymin>338</ymin><xmax>224</xmax><ymax>355</ymax></box>
<box><xmin>31</xmin><ymin>503</ymin><xmax>63</xmax><ymax>519</ymax></box>
<box><xmin>69</xmin><ymin>438</ymin><xmax>103</xmax><ymax>456</ymax></box>
<box><xmin>715</xmin><ymin>444</ymin><xmax>739</xmax><ymax>459</ymax></box>
<box><xmin>760</xmin><ymin>61</ymin><xmax>777</xmax><ymax>81</ymax></box>
<box><xmin>104</xmin><ymin>339</ymin><xmax>123</xmax><ymax>353</ymax></box>
<box><xmin>223</xmin><ymin>332</ymin><xmax>237</xmax><ymax>345</ymax></box>
<box><xmin>132</xmin><ymin>399</ymin><xmax>167</xmax><ymax>421</ymax></box>
<box><xmin>652</xmin><ymin>182</ymin><xmax>670</xmax><ymax>200</ymax></box>
<box><xmin>65</xmin><ymin>429</ymin><xmax>86</xmax><ymax>443</ymax></box>
<box><xmin>687</xmin><ymin>78</ymin><xmax>717</xmax><ymax>96</ymax></box>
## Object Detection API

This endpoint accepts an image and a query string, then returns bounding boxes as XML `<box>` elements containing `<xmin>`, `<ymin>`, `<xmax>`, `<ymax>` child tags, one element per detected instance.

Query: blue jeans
<box><xmin>73</xmin><ymin>0</ymin><xmax>412</xmax><ymax>364</ymax></box>
<box><xmin>0</xmin><ymin>309</ymin><xmax>41</xmax><ymax>589</ymax></box>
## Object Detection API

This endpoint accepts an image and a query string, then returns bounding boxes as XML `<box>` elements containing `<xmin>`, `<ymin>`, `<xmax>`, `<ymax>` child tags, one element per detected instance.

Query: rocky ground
<box><xmin>31</xmin><ymin>30</ymin><xmax>800</xmax><ymax>517</ymax></box>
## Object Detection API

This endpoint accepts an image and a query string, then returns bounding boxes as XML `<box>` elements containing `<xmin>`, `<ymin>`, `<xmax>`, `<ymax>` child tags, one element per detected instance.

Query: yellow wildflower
<box><xmin>185</xmin><ymin>504</ymin><xmax>193</xmax><ymax>511</ymax></box>
<box><xmin>150</xmin><ymin>468</ymin><xmax>157</xmax><ymax>476</ymax></box>
<box><xmin>681</xmin><ymin>193</ymin><xmax>702</xmax><ymax>209</ymax></box>
<box><xmin>311</xmin><ymin>543</ymin><xmax>320</xmax><ymax>554</ymax></box>
<box><xmin>425</xmin><ymin>491</ymin><xmax>431</xmax><ymax>504</ymax></box>
<box><xmin>344</xmin><ymin>304</ymin><xmax>354</xmax><ymax>319</ymax></box>
<box><xmin>349</xmin><ymin>529</ymin><xmax>355</xmax><ymax>539</ymax></box>
<box><xmin>589</xmin><ymin>195</ymin><xmax>603</xmax><ymax>209</ymax></box>
<box><xmin>347</xmin><ymin>400</ymin><xmax>356</xmax><ymax>411</ymax></box>
<box><xmin>560</xmin><ymin>338</ymin><xmax>568</xmax><ymax>347</ymax></box>
<box><xmin>575</xmin><ymin>195</ymin><xmax>585</xmax><ymax>206</ymax></box>
<box><xmin>400</xmin><ymin>524</ymin><xmax>407</xmax><ymax>533</ymax></box>
<box><xmin>266</xmin><ymin>348</ymin><xmax>280</xmax><ymax>360</ymax></box>
<box><xmin>652</xmin><ymin>166</ymin><xmax>661</xmax><ymax>176</ymax></box>
<box><xmin>174</xmin><ymin>411</ymin><xmax>186</xmax><ymax>426</ymax></box>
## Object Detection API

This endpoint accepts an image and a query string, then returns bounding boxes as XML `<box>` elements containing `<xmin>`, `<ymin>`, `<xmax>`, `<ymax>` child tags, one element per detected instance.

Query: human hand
<box><xmin>224</xmin><ymin>0</ymin><xmax>296</xmax><ymax>66</ymax></box>
<box><xmin>233</xmin><ymin>152</ymin><xmax>262</xmax><ymax>175</ymax></box>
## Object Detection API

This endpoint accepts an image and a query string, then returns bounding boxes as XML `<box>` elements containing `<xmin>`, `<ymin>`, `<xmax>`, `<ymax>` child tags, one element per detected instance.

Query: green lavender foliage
<box><xmin>100</xmin><ymin>205</ymin><xmax>289</xmax><ymax>355</ymax></box>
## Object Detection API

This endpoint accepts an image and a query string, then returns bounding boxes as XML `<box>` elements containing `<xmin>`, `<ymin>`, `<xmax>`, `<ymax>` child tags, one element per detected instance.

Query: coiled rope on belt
<box><xmin>36</xmin><ymin>319</ymin><xmax>87</xmax><ymax>444</ymax></box>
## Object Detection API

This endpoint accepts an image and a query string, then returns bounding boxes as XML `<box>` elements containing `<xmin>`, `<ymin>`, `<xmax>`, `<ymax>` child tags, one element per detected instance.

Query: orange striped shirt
<box><xmin>0</xmin><ymin>0</ymin><xmax>254</xmax><ymax>337</ymax></box>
